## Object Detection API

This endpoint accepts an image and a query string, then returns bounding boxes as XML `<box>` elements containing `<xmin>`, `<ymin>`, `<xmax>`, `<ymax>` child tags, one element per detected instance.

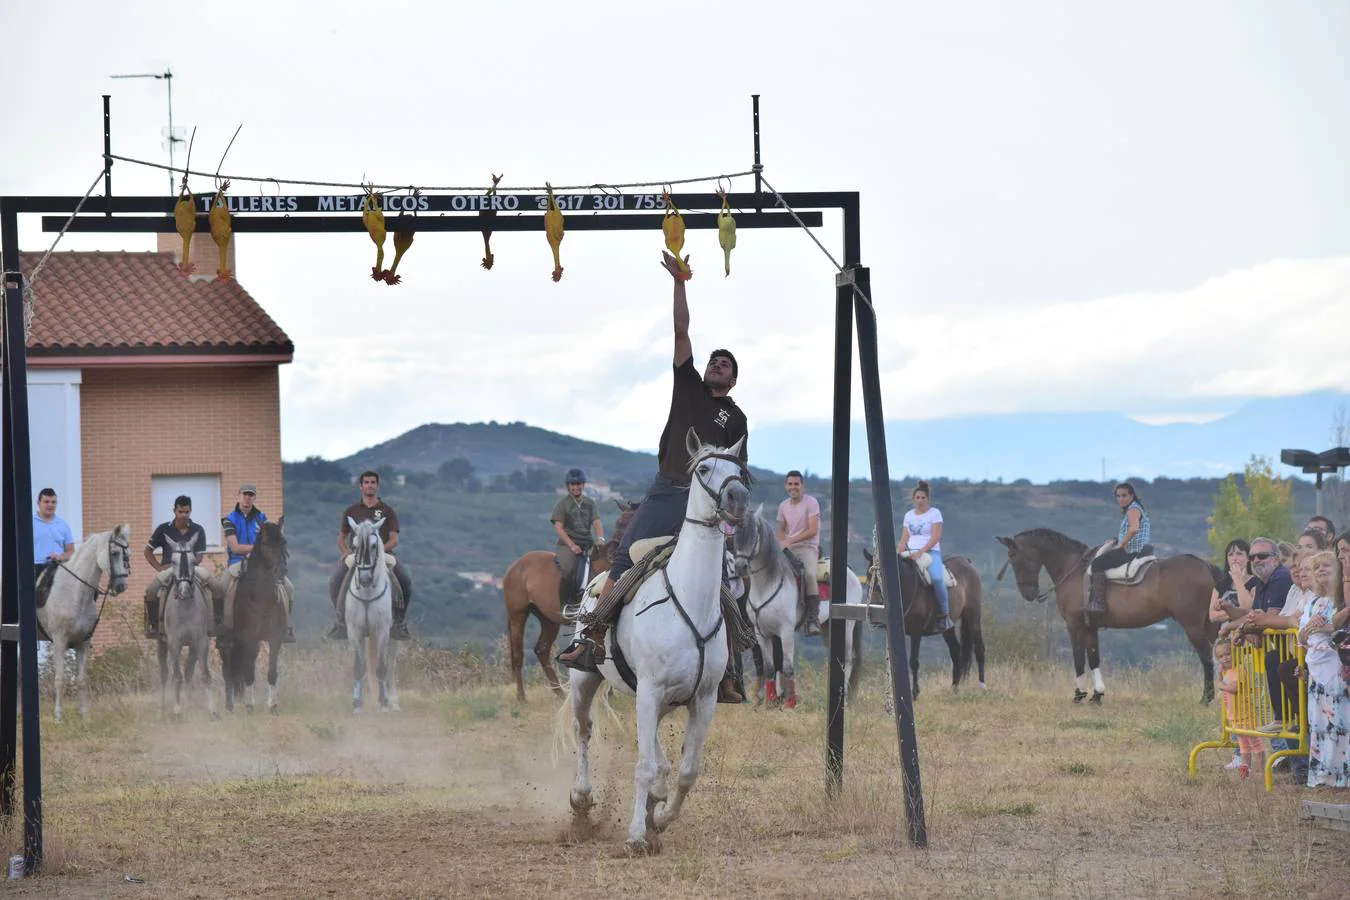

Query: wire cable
<box><xmin>758</xmin><ymin>171</ymin><xmax>874</xmax><ymax>314</ymax></box>
<box><xmin>21</xmin><ymin>168</ymin><xmax>105</xmax><ymax>339</ymax></box>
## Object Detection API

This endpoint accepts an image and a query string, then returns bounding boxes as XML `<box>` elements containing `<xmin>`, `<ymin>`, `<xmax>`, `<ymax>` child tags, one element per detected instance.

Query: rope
<box><xmin>20</xmin><ymin>168</ymin><xmax>105</xmax><ymax>340</ymax></box>
<box><xmin>105</xmin><ymin>154</ymin><xmax>756</xmax><ymax>194</ymax></box>
<box><xmin>758</xmin><ymin>172</ymin><xmax>875</xmax><ymax>314</ymax></box>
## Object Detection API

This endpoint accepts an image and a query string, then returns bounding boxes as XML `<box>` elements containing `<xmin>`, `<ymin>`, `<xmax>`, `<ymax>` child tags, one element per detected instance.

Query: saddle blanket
<box><xmin>900</xmin><ymin>551</ymin><xmax>957</xmax><ymax>588</ymax></box>
<box><xmin>1091</xmin><ymin>544</ymin><xmax>1157</xmax><ymax>584</ymax></box>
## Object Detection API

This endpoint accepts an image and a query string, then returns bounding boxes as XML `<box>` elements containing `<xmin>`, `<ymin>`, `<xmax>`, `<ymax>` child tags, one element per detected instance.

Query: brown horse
<box><xmin>503</xmin><ymin>499</ymin><xmax>639</xmax><ymax>702</ymax></box>
<box><xmin>220</xmin><ymin>520</ymin><xmax>290</xmax><ymax>714</ymax></box>
<box><xmin>997</xmin><ymin>528</ymin><xmax>1218</xmax><ymax>704</ymax></box>
<box><xmin>864</xmin><ymin>548</ymin><xmax>986</xmax><ymax>697</ymax></box>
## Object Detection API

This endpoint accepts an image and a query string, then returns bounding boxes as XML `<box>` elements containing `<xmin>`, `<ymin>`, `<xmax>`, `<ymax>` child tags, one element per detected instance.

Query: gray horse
<box><xmin>156</xmin><ymin>538</ymin><xmax>218</xmax><ymax>718</ymax></box>
<box><xmin>35</xmin><ymin>524</ymin><xmax>131</xmax><ymax>722</ymax></box>
<box><xmin>343</xmin><ymin>517</ymin><xmax>399</xmax><ymax>712</ymax></box>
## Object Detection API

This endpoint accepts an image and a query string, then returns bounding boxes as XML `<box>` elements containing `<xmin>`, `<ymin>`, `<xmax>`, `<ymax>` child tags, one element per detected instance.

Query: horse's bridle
<box><xmin>998</xmin><ymin>546</ymin><xmax>1084</xmax><ymax>604</ymax></box>
<box><xmin>349</xmin><ymin>526</ymin><xmax>388</xmax><ymax>603</ymax></box>
<box><xmin>731</xmin><ymin>520</ymin><xmax>789</xmax><ymax>620</ymax></box>
<box><xmin>685</xmin><ymin>452</ymin><xmax>749</xmax><ymax>529</ymax></box>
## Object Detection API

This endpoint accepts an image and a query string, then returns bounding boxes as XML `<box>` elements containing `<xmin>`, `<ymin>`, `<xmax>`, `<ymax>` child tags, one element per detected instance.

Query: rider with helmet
<box><xmin>552</xmin><ymin>468</ymin><xmax>605</xmax><ymax>612</ymax></box>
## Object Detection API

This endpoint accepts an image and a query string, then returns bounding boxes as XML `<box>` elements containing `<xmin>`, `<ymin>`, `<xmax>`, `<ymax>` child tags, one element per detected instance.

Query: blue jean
<box><xmin>926</xmin><ymin>550</ymin><xmax>950</xmax><ymax>617</ymax></box>
<box><xmin>608</xmin><ymin>474</ymin><xmax>690</xmax><ymax>583</ymax></box>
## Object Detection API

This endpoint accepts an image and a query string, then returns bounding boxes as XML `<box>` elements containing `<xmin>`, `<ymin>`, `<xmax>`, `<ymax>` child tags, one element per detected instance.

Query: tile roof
<box><xmin>19</xmin><ymin>251</ymin><xmax>293</xmax><ymax>357</ymax></box>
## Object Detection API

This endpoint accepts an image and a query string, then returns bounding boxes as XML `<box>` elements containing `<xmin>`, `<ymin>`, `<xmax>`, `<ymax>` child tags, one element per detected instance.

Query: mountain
<box><xmin>748</xmin><ymin>391</ymin><xmax>1350</xmax><ymax>483</ymax></box>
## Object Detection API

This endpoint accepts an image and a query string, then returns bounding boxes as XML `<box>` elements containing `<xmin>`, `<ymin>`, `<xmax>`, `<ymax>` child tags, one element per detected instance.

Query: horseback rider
<box><xmin>898</xmin><ymin>479</ymin><xmax>953</xmax><ymax>634</ymax></box>
<box><xmin>326</xmin><ymin>470</ymin><xmax>414</xmax><ymax>641</ymax></box>
<box><xmin>142</xmin><ymin>494</ymin><xmax>213</xmax><ymax>640</ymax></box>
<box><xmin>557</xmin><ymin>251</ymin><xmax>749</xmax><ymax>703</ymax></box>
<box><xmin>552</xmin><ymin>468</ymin><xmax>605</xmax><ymax>612</ymax></box>
<box><xmin>216</xmin><ymin>484</ymin><xmax>296</xmax><ymax>645</ymax></box>
<box><xmin>1087</xmin><ymin>481</ymin><xmax>1152</xmax><ymax>616</ymax></box>
<box><xmin>32</xmin><ymin>487</ymin><xmax>74</xmax><ymax>588</ymax></box>
<box><xmin>776</xmin><ymin>470</ymin><xmax>822</xmax><ymax>636</ymax></box>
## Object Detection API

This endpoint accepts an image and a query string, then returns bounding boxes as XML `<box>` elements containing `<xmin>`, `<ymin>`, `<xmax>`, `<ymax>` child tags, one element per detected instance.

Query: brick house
<box><xmin>19</xmin><ymin>236</ymin><xmax>292</xmax><ymax>651</ymax></box>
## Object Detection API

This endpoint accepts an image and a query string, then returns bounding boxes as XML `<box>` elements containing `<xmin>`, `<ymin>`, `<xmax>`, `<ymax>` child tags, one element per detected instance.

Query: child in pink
<box><xmin>1215</xmin><ymin>639</ymin><xmax>1263</xmax><ymax>779</ymax></box>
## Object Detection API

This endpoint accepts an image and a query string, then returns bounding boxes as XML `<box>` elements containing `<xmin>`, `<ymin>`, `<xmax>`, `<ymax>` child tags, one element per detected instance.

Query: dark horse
<box><xmin>503</xmin><ymin>499</ymin><xmax>639</xmax><ymax>702</ymax></box>
<box><xmin>221</xmin><ymin>520</ymin><xmax>289</xmax><ymax>714</ymax></box>
<box><xmin>997</xmin><ymin>528</ymin><xmax>1218</xmax><ymax>704</ymax></box>
<box><xmin>864</xmin><ymin>547</ymin><xmax>986</xmax><ymax>697</ymax></box>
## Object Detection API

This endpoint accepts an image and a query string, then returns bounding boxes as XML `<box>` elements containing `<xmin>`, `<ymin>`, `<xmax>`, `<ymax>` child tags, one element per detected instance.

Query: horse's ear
<box><xmin>277</xmin><ymin>515</ymin><xmax>285</xmax><ymax>536</ymax></box>
<box><xmin>728</xmin><ymin>435</ymin><xmax>745</xmax><ymax>459</ymax></box>
<box><xmin>685</xmin><ymin>427</ymin><xmax>701</xmax><ymax>461</ymax></box>
<box><xmin>996</xmin><ymin>536</ymin><xmax>1013</xmax><ymax>549</ymax></box>
<box><xmin>347</xmin><ymin>516</ymin><xmax>360</xmax><ymax>533</ymax></box>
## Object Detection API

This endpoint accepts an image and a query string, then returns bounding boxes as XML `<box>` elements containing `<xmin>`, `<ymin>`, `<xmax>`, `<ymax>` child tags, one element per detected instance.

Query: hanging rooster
<box><xmin>717</xmin><ymin>189</ymin><xmax>737</xmax><ymax>277</ymax></box>
<box><xmin>480</xmin><ymin>173</ymin><xmax>503</xmax><ymax>270</ymax></box>
<box><xmin>662</xmin><ymin>190</ymin><xmax>691</xmax><ymax>281</ymax></box>
<box><xmin>384</xmin><ymin>188</ymin><xmax>419</xmax><ymax>286</ymax></box>
<box><xmin>173</xmin><ymin>177</ymin><xmax>197</xmax><ymax>275</ymax></box>
<box><xmin>208</xmin><ymin>180</ymin><xmax>233</xmax><ymax>280</ymax></box>
<box><xmin>362</xmin><ymin>183</ymin><xmax>387</xmax><ymax>281</ymax></box>
<box><xmin>544</xmin><ymin>182</ymin><xmax>564</xmax><ymax>282</ymax></box>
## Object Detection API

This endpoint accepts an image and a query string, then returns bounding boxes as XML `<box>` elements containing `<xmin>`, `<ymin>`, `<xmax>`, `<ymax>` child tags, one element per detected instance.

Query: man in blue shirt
<box><xmin>33</xmin><ymin>487</ymin><xmax>75</xmax><ymax>587</ymax></box>
<box><xmin>215</xmin><ymin>484</ymin><xmax>294</xmax><ymax>644</ymax></box>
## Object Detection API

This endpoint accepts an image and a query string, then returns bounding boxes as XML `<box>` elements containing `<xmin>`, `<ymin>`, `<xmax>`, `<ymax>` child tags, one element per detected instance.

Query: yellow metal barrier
<box><xmin>1188</xmin><ymin>628</ymin><xmax>1307</xmax><ymax>791</ymax></box>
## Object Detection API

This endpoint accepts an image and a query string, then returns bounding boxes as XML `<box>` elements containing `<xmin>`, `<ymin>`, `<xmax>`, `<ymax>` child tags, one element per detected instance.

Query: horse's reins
<box><xmin>996</xmin><ymin>553</ymin><xmax>1085</xmax><ymax>604</ymax></box>
<box><xmin>733</xmin><ymin>520</ymin><xmax>788</xmax><ymax>626</ymax></box>
<box><xmin>349</xmin><ymin>532</ymin><xmax>390</xmax><ymax>604</ymax></box>
<box><xmin>53</xmin><ymin>535</ymin><xmax>129</xmax><ymax>635</ymax></box>
<box><xmin>685</xmin><ymin>452</ymin><xmax>749</xmax><ymax>529</ymax></box>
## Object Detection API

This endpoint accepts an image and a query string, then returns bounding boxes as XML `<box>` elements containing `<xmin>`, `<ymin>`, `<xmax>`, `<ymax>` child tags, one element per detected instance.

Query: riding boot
<box><xmin>1086</xmin><ymin>571</ymin><xmax>1108</xmax><ymax>625</ymax></box>
<box><xmin>217</xmin><ymin>578</ymin><xmax>237</xmax><ymax>649</ymax></box>
<box><xmin>144</xmin><ymin>598</ymin><xmax>161</xmax><ymax>639</ymax></box>
<box><xmin>557</xmin><ymin>623</ymin><xmax>607</xmax><ymax>671</ymax></box>
<box><xmin>325</xmin><ymin>590</ymin><xmax>348</xmax><ymax>642</ymax></box>
<box><xmin>390</xmin><ymin>603</ymin><xmax>412</xmax><ymax>642</ymax></box>
<box><xmin>803</xmin><ymin>593</ymin><xmax>822</xmax><ymax>636</ymax></box>
<box><xmin>208</xmin><ymin>591</ymin><xmax>225</xmax><ymax>637</ymax></box>
<box><xmin>717</xmin><ymin>675</ymin><xmax>744</xmax><ymax>704</ymax></box>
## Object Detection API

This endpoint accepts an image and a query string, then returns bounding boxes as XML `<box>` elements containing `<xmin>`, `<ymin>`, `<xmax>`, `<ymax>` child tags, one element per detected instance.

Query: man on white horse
<box><xmin>216</xmin><ymin>484</ymin><xmax>295</xmax><ymax>645</ymax></box>
<box><xmin>558</xmin><ymin>250</ymin><xmax>749</xmax><ymax>703</ymax></box>
<box><xmin>32</xmin><ymin>487</ymin><xmax>74</xmax><ymax>591</ymax></box>
<box><xmin>142</xmin><ymin>494</ymin><xmax>214</xmax><ymax>640</ymax></box>
<box><xmin>777</xmin><ymin>470</ymin><xmax>822</xmax><ymax>636</ymax></box>
<box><xmin>552</xmin><ymin>468</ymin><xmax>605</xmax><ymax>611</ymax></box>
<box><xmin>326</xmin><ymin>470</ymin><xmax>414</xmax><ymax>641</ymax></box>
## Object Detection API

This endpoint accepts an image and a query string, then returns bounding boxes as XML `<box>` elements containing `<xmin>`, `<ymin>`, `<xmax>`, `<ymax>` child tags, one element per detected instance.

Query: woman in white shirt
<box><xmin>1299</xmin><ymin>551</ymin><xmax>1350</xmax><ymax>787</ymax></box>
<box><xmin>897</xmin><ymin>480</ymin><xmax>952</xmax><ymax>633</ymax></box>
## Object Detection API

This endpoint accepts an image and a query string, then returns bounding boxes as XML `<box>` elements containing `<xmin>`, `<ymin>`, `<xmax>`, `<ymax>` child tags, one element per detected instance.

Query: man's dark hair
<box><xmin>173</xmin><ymin>495</ymin><xmax>192</xmax><ymax>509</ymax></box>
<box><xmin>359</xmin><ymin>470</ymin><xmax>380</xmax><ymax>484</ymax></box>
<box><xmin>708</xmin><ymin>349</ymin><xmax>738</xmax><ymax>379</ymax></box>
<box><xmin>785</xmin><ymin>470</ymin><xmax>803</xmax><ymax>481</ymax></box>
<box><xmin>37</xmin><ymin>488</ymin><xmax>56</xmax><ymax>501</ymax></box>
<box><xmin>1309</xmin><ymin>515</ymin><xmax>1336</xmax><ymax>535</ymax></box>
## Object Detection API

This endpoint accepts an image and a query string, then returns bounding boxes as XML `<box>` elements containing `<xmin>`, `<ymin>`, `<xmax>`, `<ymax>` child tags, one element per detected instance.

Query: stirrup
<box><xmin>325</xmin><ymin>622</ymin><xmax>348</xmax><ymax>641</ymax></box>
<box><xmin>557</xmin><ymin>638</ymin><xmax>603</xmax><ymax>672</ymax></box>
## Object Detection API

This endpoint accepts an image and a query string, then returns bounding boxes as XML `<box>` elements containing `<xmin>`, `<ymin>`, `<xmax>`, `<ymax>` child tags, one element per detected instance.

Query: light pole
<box><xmin>1280</xmin><ymin>447</ymin><xmax>1350</xmax><ymax>517</ymax></box>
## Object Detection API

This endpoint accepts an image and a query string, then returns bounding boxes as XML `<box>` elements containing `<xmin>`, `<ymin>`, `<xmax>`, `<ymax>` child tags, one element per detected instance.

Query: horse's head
<box><xmin>997</xmin><ymin>535</ymin><xmax>1044</xmax><ymax>602</ymax></box>
<box><xmin>730</xmin><ymin>504</ymin><xmax>770</xmax><ymax>578</ymax></box>
<box><xmin>684</xmin><ymin>429</ymin><xmax>749</xmax><ymax>528</ymax></box>
<box><xmin>167</xmin><ymin>538</ymin><xmax>196</xmax><ymax>601</ymax></box>
<box><xmin>348</xmin><ymin>517</ymin><xmax>384</xmax><ymax>588</ymax></box>
<box><xmin>254</xmin><ymin>521</ymin><xmax>289</xmax><ymax>581</ymax></box>
<box><xmin>104</xmin><ymin>523</ymin><xmax>131</xmax><ymax>595</ymax></box>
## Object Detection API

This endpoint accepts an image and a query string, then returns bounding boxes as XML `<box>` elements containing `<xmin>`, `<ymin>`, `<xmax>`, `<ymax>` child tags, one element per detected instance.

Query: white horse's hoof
<box><xmin>624</xmin><ymin>838</ymin><xmax>650</xmax><ymax>857</ymax></box>
<box><xmin>979</xmin><ymin>681</ymin><xmax>988</xmax><ymax>690</ymax></box>
<box><xmin>570</xmin><ymin>791</ymin><xmax>593</xmax><ymax>816</ymax></box>
<box><xmin>268</xmin><ymin>705</ymin><xmax>280</xmax><ymax>716</ymax></box>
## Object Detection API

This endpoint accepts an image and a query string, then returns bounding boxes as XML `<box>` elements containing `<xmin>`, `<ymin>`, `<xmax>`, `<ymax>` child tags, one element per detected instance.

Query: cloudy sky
<box><xmin>4</xmin><ymin>1</ymin><xmax>1348</xmax><ymax>467</ymax></box>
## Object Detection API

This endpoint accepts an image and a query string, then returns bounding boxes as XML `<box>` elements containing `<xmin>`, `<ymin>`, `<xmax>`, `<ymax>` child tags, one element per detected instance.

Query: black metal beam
<box><xmin>824</xmin><ymin>264</ymin><xmax>854</xmax><ymax>799</ymax></box>
<box><xmin>15</xmin><ymin>191</ymin><xmax>856</xmax><ymax>216</ymax></box>
<box><xmin>41</xmin><ymin>211</ymin><xmax>821</xmax><ymax>234</ymax></box>
<box><xmin>0</xmin><ymin>198</ymin><xmax>44</xmax><ymax>872</ymax></box>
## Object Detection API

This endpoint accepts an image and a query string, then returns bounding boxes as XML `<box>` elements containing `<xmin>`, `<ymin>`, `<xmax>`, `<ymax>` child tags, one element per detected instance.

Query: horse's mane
<box><xmin>1015</xmin><ymin>527</ymin><xmax>1088</xmax><ymax>555</ymax></box>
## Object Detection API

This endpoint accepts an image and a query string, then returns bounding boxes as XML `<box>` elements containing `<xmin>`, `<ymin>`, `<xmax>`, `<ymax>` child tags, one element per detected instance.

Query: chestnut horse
<box><xmin>220</xmin><ymin>520</ymin><xmax>290</xmax><ymax>714</ymax></box>
<box><xmin>503</xmin><ymin>499</ymin><xmax>639</xmax><ymax>702</ymax></box>
<box><xmin>997</xmin><ymin>528</ymin><xmax>1217</xmax><ymax>704</ymax></box>
<box><xmin>863</xmin><ymin>547</ymin><xmax>986</xmax><ymax>697</ymax></box>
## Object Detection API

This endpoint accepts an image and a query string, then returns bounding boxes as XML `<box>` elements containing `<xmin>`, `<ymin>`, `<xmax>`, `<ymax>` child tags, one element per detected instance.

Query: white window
<box><xmin>151</xmin><ymin>475</ymin><xmax>222</xmax><ymax>550</ymax></box>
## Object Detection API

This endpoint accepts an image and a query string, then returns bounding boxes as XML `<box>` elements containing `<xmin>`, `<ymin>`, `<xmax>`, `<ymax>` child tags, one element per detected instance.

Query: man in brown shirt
<box><xmin>326</xmin><ymin>470</ymin><xmax>414</xmax><ymax>640</ymax></box>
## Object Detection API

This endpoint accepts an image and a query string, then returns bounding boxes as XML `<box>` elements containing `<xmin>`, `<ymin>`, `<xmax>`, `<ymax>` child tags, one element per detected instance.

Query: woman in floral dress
<box><xmin>1300</xmin><ymin>551</ymin><xmax>1350</xmax><ymax>788</ymax></box>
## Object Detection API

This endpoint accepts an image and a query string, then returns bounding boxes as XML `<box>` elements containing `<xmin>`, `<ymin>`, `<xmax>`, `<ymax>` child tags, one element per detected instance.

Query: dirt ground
<box><xmin>4</xmin><ymin>657</ymin><xmax>1349</xmax><ymax>898</ymax></box>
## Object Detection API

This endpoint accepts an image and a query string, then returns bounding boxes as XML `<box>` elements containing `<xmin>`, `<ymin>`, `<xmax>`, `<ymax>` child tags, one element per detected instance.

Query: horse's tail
<box><xmin>550</xmin><ymin>685</ymin><xmax>576</xmax><ymax>767</ymax></box>
<box><xmin>848</xmin><ymin>618</ymin><xmax>864</xmax><ymax>697</ymax></box>
<box><xmin>955</xmin><ymin>613</ymin><xmax>975</xmax><ymax>688</ymax></box>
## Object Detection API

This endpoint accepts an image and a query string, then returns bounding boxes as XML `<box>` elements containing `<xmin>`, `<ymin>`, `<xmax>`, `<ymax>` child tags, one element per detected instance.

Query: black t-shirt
<box><xmin>146</xmin><ymin>520</ymin><xmax>207</xmax><ymax>565</ymax></box>
<box><xmin>1214</xmin><ymin>571</ymin><xmax>1260</xmax><ymax>600</ymax></box>
<box><xmin>657</xmin><ymin>358</ymin><xmax>748</xmax><ymax>483</ymax></box>
<box><xmin>340</xmin><ymin>500</ymin><xmax>400</xmax><ymax>543</ymax></box>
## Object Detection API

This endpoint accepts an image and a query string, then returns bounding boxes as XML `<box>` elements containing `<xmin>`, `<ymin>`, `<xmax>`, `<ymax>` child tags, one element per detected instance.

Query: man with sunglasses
<box><xmin>557</xmin><ymin>251</ymin><xmax>748</xmax><ymax>703</ymax></box>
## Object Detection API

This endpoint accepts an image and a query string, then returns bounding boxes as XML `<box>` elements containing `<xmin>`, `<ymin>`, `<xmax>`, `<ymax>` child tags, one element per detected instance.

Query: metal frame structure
<box><xmin>0</xmin><ymin>96</ymin><xmax>927</xmax><ymax>871</ymax></box>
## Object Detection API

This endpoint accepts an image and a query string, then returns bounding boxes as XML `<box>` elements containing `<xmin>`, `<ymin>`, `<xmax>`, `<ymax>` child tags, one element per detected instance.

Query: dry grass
<box><xmin>3</xmin><ymin>648</ymin><xmax>1348</xmax><ymax>898</ymax></box>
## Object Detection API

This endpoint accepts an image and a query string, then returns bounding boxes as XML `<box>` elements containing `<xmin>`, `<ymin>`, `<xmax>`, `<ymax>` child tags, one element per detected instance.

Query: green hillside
<box><xmin>285</xmin><ymin>424</ymin><xmax>1320</xmax><ymax>670</ymax></box>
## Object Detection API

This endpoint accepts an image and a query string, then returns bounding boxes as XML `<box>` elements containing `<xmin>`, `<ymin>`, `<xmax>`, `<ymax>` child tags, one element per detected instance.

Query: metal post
<box><xmin>1</xmin><ymin>201</ymin><xmax>44</xmax><ymax>870</ymax></box>
<box><xmin>751</xmin><ymin>95</ymin><xmax>762</xmax><ymax>212</ymax></box>
<box><xmin>1316</xmin><ymin>471</ymin><xmax>1324</xmax><ymax>517</ymax></box>
<box><xmin>102</xmin><ymin>95</ymin><xmax>113</xmax><ymax>215</ymax></box>
<box><xmin>852</xmin><ymin>265</ymin><xmax>928</xmax><ymax>848</ymax></box>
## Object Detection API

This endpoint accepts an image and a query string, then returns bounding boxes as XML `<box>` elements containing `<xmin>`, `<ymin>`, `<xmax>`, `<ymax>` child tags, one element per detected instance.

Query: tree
<box><xmin>438</xmin><ymin>457</ymin><xmax>474</xmax><ymax>488</ymax></box>
<box><xmin>284</xmin><ymin>455</ymin><xmax>350</xmax><ymax>483</ymax></box>
<box><xmin>1207</xmin><ymin>455</ymin><xmax>1297</xmax><ymax>560</ymax></box>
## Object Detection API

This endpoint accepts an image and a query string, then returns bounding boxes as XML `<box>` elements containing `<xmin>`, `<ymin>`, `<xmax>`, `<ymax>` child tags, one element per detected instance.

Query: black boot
<box><xmin>390</xmin><ymin>615</ymin><xmax>411</xmax><ymax>641</ymax></box>
<box><xmin>325</xmin><ymin>597</ymin><xmax>348</xmax><ymax>641</ymax></box>
<box><xmin>144</xmin><ymin>599</ymin><xmax>160</xmax><ymax>640</ymax></box>
<box><xmin>803</xmin><ymin>594</ymin><xmax>822</xmax><ymax>636</ymax></box>
<box><xmin>1085</xmin><ymin>571</ymin><xmax>1108</xmax><ymax>625</ymax></box>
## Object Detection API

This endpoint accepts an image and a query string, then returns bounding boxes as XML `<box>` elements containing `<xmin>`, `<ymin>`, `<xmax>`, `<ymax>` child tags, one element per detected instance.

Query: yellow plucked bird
<box><xmin>544</xmin><ymin>183</ymin><xmax>564</xmax><ymax>282</ymax></box>
<box><xmin>661</xmin><ymin>191</ymin><xmax>691</xmax><ymax>281</ymax></box>
<box><xmin>362</xmin><ymin>184</ymin><xmax>387</xmax><ymax>281</ymax></box>
<box><xmin>716</xmin><ymin>190</ymin><xmax>736</xmax><ymax>277</ymax></box>
<box><xmin>173</xmin><ymin>180</ymin><xmax>197</xmax><ymax>275</ymax></box>
<box><xmin>480</xmin><ymin>173</ymin><xmax>503</xmax><ymax>270</ymax></box>
<box><xmin>207</xmin><ymin>180</ymin><xmax>233</xmax><ymax>280</ymax></box>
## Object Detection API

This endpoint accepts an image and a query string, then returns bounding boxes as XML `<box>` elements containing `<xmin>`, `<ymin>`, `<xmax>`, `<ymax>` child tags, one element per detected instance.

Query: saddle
<box><xmin>1091</xmin><ymin>544</ymin><xmax>1157</xmax><ymax>585</ymax></box>
<box><xmin>34</xmin><ymin>565</ymin><xmax>55</xmax><ymax>610</ymax></box>
<box><xmin>902</xmin><ymin>551</ymin><xmax>957</xmax><ymax>588</ymax></box>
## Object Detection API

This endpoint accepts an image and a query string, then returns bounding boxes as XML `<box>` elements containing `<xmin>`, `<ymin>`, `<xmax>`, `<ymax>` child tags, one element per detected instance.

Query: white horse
<box><xmin>156</xmin><ymin>538</ymin><xmax>217</xmax><ymax>718</ymax></box>
<box><xmin>564</xmin><ymin>433</ymin><xmax>749</xmax><ymax>854</ymax></box>
<box><xmin>343</xmin><ymin>517</ymin><xmax>398</xmax><ymax>713</ymax></box>
<box><xmin>731</xmin><ymin>508</ymin><xmax>866</xmax><ymax>708</ymax></box>
<box><xmin>36</xmin><ymin>524</ymin><xmax>131</xmax><ymax>723</ymax></box>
